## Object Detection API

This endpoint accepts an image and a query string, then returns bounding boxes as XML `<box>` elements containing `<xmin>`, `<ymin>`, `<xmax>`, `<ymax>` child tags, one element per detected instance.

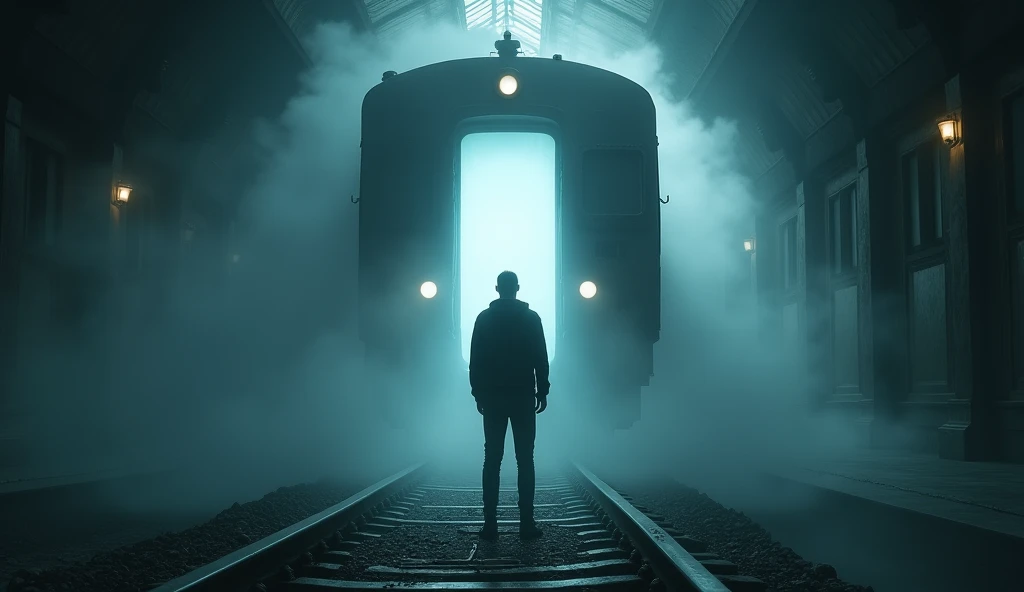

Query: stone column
<box><xmin>753</xmin><ymin>209</ymin><xmax>774</xmax><ymax>343</ymax></box>
<box><xmin>798</xmin><ymin>176</ymin><xmax>829</xmax><ymax>410</ymax></box>
<box><xmin>855</xmin><ymin>136</ymin><xmax>902</xmax><ymax>445</ymax></box>
<box><xmin>0</xmin><ymin>96</ymin><xmax>26</xmax><ymax>466</ymax></box>
<box><xmin>940</xmin><ymin>72</ymin><xmax>998</xmax><ymax>460</ymax></box>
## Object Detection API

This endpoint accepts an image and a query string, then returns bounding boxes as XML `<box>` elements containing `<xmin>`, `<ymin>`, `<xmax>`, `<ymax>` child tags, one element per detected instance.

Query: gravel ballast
<box><xmin>5</xmin><ymin>480</ymin><xmax>363</xmax><ymax>592</ymax></box>
<box><xmin>615</xmin><ymin>478</ymin><xmax>874</xmax><ymax>592</ymax></box>
<box><xmin>5</xmin><ymin>470</ymin><xmax>879</xmax><ymax>592</ymax></box>
<box><xmin>324</xmin><ymin>484</ymin><xmax>585</xmax><ymax>581</ymax></box>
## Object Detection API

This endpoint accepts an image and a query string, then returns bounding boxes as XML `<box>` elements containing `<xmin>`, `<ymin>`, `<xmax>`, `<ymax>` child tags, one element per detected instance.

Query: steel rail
<box><xmin>570</xmin><ymin>462</ymin><xmax>731</xmax><ymax>592</ymax></box>
<box><xmin>152</xmin><ymin>463</ymin><xmax>427</xmax><ymax>592</ymax></box>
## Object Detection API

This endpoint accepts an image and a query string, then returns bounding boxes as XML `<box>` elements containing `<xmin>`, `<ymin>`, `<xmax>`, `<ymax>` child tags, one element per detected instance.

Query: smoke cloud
<box><xmin>10</xmin><ymin>15</ymin><xmax>862</xmax><ymax>514</ymax></box>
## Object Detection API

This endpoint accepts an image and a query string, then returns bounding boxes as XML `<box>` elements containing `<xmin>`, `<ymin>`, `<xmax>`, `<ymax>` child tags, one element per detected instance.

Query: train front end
<box><xmin>357</xmin><ymin>34</ymin><xmax>660</xmax><ymax>428</ymax></box>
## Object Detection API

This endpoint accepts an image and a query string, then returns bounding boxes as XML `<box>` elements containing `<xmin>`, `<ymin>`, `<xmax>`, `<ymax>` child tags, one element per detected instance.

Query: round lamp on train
<box><xmin>743</xmin><ymin>238</ymin><xmax>756</xmax><ymax>252</ymax></box>
<box><xmin>498</xmin><ymin>74</ymin><xmax>518</xmax><ymax>96</ymax></box>
<box><xmin>113</xmin><ymin>182</ymin><xmax>132</xmax><ymax>205</ymax></box>
<box><xmin>579</xmin><ymin>281</ymin><xmax>597</xmax><ymax>299</ymax></box>
<box><xmin>937</xmin><ymin>115</ymin><xmax>959</xmax><ymax>146</ymax></box>
<box><xmin>420</xmin><ymin>281</ymin><xmax>438</xmax><ymax>299</ymax></box>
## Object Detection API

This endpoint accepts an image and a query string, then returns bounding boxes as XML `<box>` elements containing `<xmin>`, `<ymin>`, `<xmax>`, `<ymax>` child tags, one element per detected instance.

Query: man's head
<box><xmin>495</xmin><ymin>271</ymin><xmax>519</xmax><ymax>299</ymax></box>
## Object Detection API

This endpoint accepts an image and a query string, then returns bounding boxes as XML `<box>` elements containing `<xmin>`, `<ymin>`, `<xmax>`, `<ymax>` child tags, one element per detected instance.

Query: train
<box><xmin>356</xmin><ymin>32</ymin><xmax>661</xmax><ymax>429</ymax></box>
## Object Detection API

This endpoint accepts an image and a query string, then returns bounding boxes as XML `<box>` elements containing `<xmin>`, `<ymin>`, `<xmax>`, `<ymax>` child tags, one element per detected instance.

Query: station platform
<box><xmin>768</xmin><ymin>448</ymin><xmax>1024</xmax><ymax>540</ymax></box>
<box><xmin>0</xmin><ymin>427</ymin><xmax>167</xmax><ymax>498</ymax></box>
<box><xmin>737</xmin><ymin>449</ymin><xmax>1024</xmax><ymax>592</ymax></box>
<box><xmin>0</xmin><ymin>466</ymin><xmax>154</xmax><ymax>496</ymax></box>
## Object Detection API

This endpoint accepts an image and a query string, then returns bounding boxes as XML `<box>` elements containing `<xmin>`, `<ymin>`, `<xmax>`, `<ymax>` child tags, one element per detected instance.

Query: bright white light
<box><xmin>460</xmin><ymin>132</ymin><xmax>556</xmax><ymax>363</ymax></box>
<box><xmin>420</xmin><ymin>281</ymin><xmax>438</xmax><ymax>299</ymax></box>
<box><xmin>498</xmin><ymin>75</ymin><xmax>518</xmax><ymax>96</ymax></box>
<box><xmin>463</xmin><ymin>0</ymin><xmax>543</xmax><ymax>56</ymax></box>
<box><xmin>579</xmin><ymin>281</ymin><xmax>597</xmax><ymax>299</ymax></box>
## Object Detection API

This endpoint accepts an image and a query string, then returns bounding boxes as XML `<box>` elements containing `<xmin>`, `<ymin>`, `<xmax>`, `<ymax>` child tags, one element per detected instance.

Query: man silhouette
<box><xmin>469</xmin><ymin>270</ymin><xmax>549</xmax><ymax>541</ymax></box>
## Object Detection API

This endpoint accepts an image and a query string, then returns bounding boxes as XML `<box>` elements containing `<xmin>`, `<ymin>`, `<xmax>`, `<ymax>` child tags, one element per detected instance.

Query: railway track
<box><xmin>153</xmin><ymin>463</ymin><xmax>766</xmax><ymax>592</ymax></box>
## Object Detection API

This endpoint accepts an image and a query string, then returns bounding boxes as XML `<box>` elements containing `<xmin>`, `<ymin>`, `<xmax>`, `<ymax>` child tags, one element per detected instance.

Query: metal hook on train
<box><xmin>351</xmin><ymin>194</ymin><xmax>360</xmax><ymax>204</ymax></box>
<box><xmin>660</xmin><ymin>195</ymin><xmax>670</xmax><ymax>204</ymax></box>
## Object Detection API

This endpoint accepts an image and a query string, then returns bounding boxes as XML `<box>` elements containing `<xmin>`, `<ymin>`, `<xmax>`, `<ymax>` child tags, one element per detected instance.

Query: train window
<box><xmin>582</xmin><ymin>149</ymin><xmax>644</xmax><ymax>216</ymax></box>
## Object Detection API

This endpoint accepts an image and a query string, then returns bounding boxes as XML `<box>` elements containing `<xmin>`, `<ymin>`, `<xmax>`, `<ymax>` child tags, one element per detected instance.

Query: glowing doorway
<box><xmin>460</xmin><ymin>132</ymin><xmax>556</xmax><ymax>363</ymax></box>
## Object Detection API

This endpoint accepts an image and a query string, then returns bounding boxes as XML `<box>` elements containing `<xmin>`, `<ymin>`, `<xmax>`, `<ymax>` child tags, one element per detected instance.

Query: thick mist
<box><xmin>556</xmin><ymin>41</ymin><xmax>863</xmax><ymax>498</ymax></box>
<box><xmin>9</xmin><ymin>17</ymin><xmax>862</xmax><ymax>512</ymax></box>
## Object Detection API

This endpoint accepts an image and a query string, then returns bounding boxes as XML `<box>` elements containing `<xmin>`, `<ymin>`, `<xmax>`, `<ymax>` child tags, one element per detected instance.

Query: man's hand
<box><xmin>477</xmin><ymin>401</ymin><xmax>485</xmax><ymax>415</ymax></box>
<box><xmin>535</xmin><ymin>394</ymin><xmax>548</xmax><ymax>414</ymax></box>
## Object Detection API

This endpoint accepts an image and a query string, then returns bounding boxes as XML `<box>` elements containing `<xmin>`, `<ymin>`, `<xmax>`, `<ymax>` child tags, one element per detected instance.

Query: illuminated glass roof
<box><xmin>463</xmin><ymin>0</ymin><xmax>544</xmax><ymax>56</ymax></box>
<box><xmin>355</xmin><ymin>0</ymin><xmax>673</xmax><ymax>60</ymax></box>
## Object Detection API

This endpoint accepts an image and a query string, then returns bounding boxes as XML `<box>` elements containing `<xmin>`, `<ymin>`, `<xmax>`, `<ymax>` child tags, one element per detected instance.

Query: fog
<box><xmin>8</xmin><ymin>17</ymin><xmax>863</xmax><ymax>516</ymax></box>
<box><xmin>559</xmin><ymin>41</ymin><xmax>866</xmax><ymax>503</ymax></box>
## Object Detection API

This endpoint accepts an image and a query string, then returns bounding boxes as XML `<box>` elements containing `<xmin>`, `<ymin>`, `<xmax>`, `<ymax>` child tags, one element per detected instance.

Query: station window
<box><xmin>779</xmin><ymin>216</ymin><xmax>797</xmax><ymax>291</ymax></box>
<box><xmin>23</xmin><ymin>137</ymin><xmax>63</xmax><ymax>247</ymax></box>
<box><xmin>582</xmin><ymin>149</ymin><xmax>643</xmax><ymax>215</ymax></box>
<box><xmin>828</xmin><ymin>185</ymin><xmax>858</xmax><ymax>277</ymax></box>
<box><xmin>902</xmin><ymin>140</ymin><xmax>943</xmax><ymax>249</ymax></box>
<box><xmin>1007</xmin><ymin>91</ymin><xmax>1024</xmax><ymax>216</ymax></box>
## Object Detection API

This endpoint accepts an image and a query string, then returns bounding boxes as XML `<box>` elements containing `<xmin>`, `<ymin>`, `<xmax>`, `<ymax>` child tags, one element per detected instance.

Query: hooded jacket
<box><xmin>469</xmin><ymin>298</ymin><xmax>550</xmax><ymax>400</ymax></box>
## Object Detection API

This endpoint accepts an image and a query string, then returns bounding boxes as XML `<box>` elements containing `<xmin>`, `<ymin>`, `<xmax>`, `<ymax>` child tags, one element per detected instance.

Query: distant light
<box><xmin>579</xmin><ymin>281</ymin><xmax>597</xmax><ymax>299</ymax></box>
<box><xmin>744</xmin><ymin>238</ymin><xmax>756</xmax><ymax>252</ymax></box>
<box><xmin>420</xmin><ymin>281</ymin><xmax>437</xmax><ymax>299</ymax></box>
<box><xmin>114</xmin><ymin>183</ymin><xmax>132</xmax><ymax>204</ymax></box>
<box><xmin>937</xmin><ymin>116</ymin><xmax>959</xmax><ymax>146</ymax></box>
<box><xmin>460</xmin><ymin>132</ymin><xmax>557</xmax><ymax>362</ymax></box>
<box><xmin>231</xmin><ymin>254</ymin><xmax>241</xmax><ymax>263</ymax></box>
<box><xmin>498</xmin><ymin>74</ymin><xmax>518</xmax><ymax>96</ymax></box>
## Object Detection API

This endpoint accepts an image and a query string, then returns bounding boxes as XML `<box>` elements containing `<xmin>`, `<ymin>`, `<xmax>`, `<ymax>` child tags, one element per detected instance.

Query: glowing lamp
<box><xmin>498</xmin><ymin>74</ymin><xmax>518</xmax><ymax>96</ymax></box>
<box><xmin>579</xmin><ymin>281</ymin><xmax>597</xmax><ymax>299</ymax></box>
<box><xmin>114</xmin><ymin>182</ymin><xmax>132</xmax><ymax>205</ymax></box>
<box><xmin>420</xmin><ymin>281</ymin><xmax>437</xmax><ymax>299</ymax></box>
<box><xmin>744</xmin><ymin>238</ymin><xmax>756</xmax><ymax>252</ymax></box>
<box><xmin>937</xmin><ymin>116</ymin><xmax>959</xmax><ymax>146</ymax></box>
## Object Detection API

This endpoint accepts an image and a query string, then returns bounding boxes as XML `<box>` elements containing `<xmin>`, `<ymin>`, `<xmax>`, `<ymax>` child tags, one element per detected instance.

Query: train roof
<box><xmin>364</xmin><ymin>54</ymin><xmax>655</xmax><ymax>109</ymax></box>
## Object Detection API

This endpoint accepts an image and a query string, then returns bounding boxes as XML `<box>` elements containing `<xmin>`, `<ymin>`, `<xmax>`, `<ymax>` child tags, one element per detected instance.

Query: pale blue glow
<box><xmin>463</xmin><ymin>0</ymin><xmax>544</xmax><ymax>56</ymax></box>
<box><xmin>460</xmin><ymin>132</ymin><xmax>556</xmax><ymax>363</ymax></box>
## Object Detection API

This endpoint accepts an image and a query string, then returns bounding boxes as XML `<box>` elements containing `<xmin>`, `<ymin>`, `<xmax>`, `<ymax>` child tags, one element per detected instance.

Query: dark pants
<box><xmin>481</xmin><ymin>396</ymin><xmax>536</xmax><ymax>522</ymax></box>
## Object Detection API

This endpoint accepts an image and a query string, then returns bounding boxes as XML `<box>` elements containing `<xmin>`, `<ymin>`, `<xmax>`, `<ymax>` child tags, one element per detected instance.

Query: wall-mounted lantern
<box><xmin>113</xmin><ymin>182</ymin><xmax>133</xmax><ymax>205</ymax></box>
<box><xmin>743</xmin><ymin>238</ymin><xmax>756</xmax><ymax>253</ymax></box>
<box><xmin>937</xmin><ymin>114</ymin><xmax>960</xmax><ymax>147</ymax></box>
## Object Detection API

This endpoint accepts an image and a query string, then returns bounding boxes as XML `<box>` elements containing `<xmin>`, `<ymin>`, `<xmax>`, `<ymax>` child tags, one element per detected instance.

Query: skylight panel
<box><xmin>463</xmin><ymin>0</ymin><xmax>545</xmax><ymax>56</ymax></box>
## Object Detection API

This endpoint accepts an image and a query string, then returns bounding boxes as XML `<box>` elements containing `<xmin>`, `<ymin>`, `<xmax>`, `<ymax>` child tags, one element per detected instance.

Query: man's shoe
<box><xmin>519</xmin><ymin>520</ymin><xmax>543</xmax><ymax>540</ymax></box>
<box><xmin>479</xmin><ymin>521</ymin><xmax>498</xmax><ymax>541</ymax></box>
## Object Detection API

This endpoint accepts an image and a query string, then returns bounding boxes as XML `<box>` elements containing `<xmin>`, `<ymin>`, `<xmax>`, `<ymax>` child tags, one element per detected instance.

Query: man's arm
<box><xmin>533</xmin><ymin>313</ymin><xmax>550</xmax><ymax>397</ymax></box>
<box><xmin>469</xmin><ymin>315</ymin><xmax>484</xmax><ymax>399</ymax></box>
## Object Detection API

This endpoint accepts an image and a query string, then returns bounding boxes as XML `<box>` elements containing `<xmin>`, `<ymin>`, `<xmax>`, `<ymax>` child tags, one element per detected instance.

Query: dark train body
<box><xmin>357</xmin><ymin>36</ymin><xmax>660</xmax><ymax>428</ymax></box>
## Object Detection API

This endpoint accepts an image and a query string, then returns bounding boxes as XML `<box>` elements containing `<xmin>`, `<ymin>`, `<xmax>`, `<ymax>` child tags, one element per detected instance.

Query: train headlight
<box><xmin>579</xmin><ymin>281</ymin><xmax>597</xmax><ymax>299</ymax></box>
<box><xmin>420</xmin><ymin>281</ymin><xmax>438</xmax><ymax>299</ymax></box>
<box><xmin>498</xmin><ymin>74</ymin><xmax>518</xmax><ymax>96</ymax></box>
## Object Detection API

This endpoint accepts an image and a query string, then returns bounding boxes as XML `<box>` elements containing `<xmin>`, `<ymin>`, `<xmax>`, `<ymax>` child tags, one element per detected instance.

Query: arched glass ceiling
<box><xmin>463</xmin><ymin>0</ymin><xmax>544</xmax><ymax>56</ymax></box>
